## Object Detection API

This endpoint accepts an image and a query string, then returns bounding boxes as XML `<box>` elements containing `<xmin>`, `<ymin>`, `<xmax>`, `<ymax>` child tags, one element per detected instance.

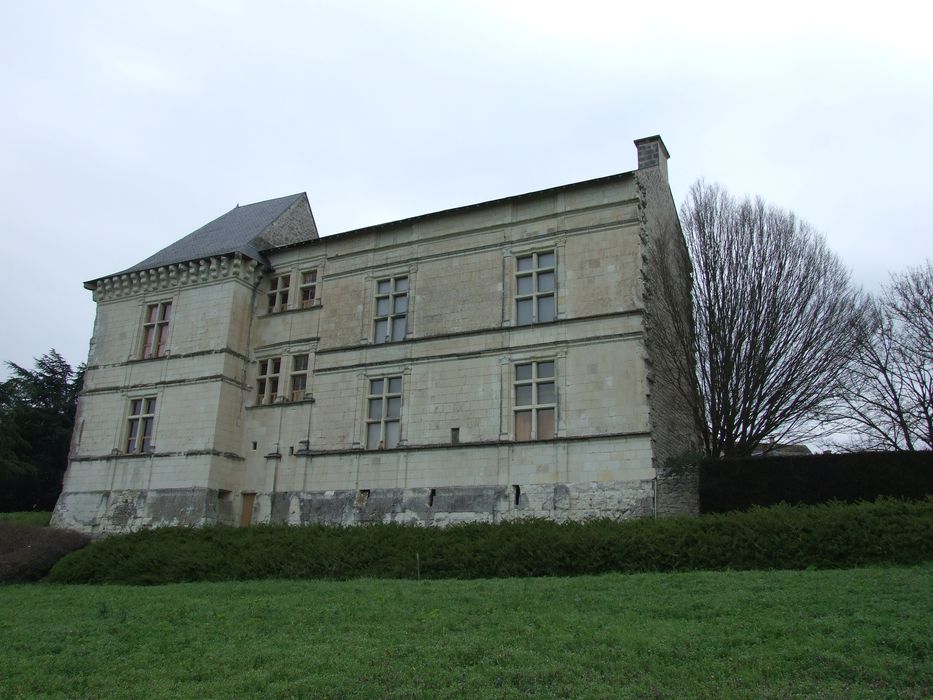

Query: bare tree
<box><xmin>836</xmin><ymin>261</ymin><xmax>933</xmax><ymax>450</ymax></box>
<box><xmin>888</xmin><ymin>260</ymin><xmax>933</xmax><ymax>363</ymax></box>
<box><xmin>646</xmin><ymin>181</ymin><xmax>866</xmax><ymax>458</ymax></box>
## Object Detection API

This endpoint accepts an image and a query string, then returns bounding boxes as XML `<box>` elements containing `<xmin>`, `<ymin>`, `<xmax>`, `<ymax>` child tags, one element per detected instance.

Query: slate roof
<box><xmin>117</xmin><ymin>193</ymin><xmax>308</xmax><ymax>276</ymax></box>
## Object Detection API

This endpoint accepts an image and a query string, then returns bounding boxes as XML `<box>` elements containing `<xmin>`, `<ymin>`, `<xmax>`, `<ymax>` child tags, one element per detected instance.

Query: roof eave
<box><xmin>83</xmin><ymin>247</ymin><xmax>269</xmax><ymax>290</ymax></box>
<box><xmin>273</xmin><ymin>169</ymin><xmax>637</xmax><ymax>254</ymax></box>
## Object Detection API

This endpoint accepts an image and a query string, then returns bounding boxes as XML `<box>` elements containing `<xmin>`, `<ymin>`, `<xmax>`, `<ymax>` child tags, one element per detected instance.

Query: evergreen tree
<box><xmin>0</xmin><ymin>350</ymin><xmax>83</xmax><ymax>511</ymax></box>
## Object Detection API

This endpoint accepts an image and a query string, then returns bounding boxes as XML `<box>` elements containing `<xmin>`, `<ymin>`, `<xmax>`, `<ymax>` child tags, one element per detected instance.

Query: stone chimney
<box><xmin>634</xmin><ymin>135</ymin><xmax>670</xmax><ymax>181</ymax></box>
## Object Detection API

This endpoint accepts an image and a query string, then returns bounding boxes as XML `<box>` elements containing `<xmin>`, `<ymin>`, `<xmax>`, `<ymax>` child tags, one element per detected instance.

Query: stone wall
<box><xmin>655</xmin><ymin>465</ymin><xmax>699</xmax><ymax>517</ymax></box>
<box><xmin>52</xmin><ymin>487</ymin><xmax>223</xmax><ymax>534</ymax></box>
<box><xmin>637</xmin><ymin>166</ymin><xmax>700</xmax><ymax>510</ymax></box>
<box><xmin>262</xmin><ymin>480</ymin><xmax>654</xmax><ymax>526</ymax></box>
<box><xmin>56</xmin><ymin>139</ymin><xmax>699</xmax><ymax>535</ymax></box>
<box><xmin>52</xmin><ymin>478</ymin><xmax>654</xmax><ymax>535</ymax></box>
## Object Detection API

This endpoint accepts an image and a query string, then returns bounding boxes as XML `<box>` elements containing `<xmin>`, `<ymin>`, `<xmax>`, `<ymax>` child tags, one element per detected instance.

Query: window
<box><xmin>141</xmin><ymin>301</ymin><xmax>172</xmax><ymax>358</ymax></box>
<box><xmin>126</xmin><ymin>397</ymin><xmax>157</xmax><ymax>453</ymax></box>
<box><xmin>299</xmin><ymin>270</ymin><xmax>318</xmax><ymax>308</ymax></box>
<box><xmin>514</xmin><ymin>360</ymin><xmax>556</xmax><ymax>440</ymax></box>
<box><xmin>290</xmin><ymin>354</ymin><xmax>309</xmax><ymax>401</ymax></box>
<box><xmin>515</xmin><ymin>251</ymin><xmax>556</xmax><ymax>325</ymax></box>
<box><xmin>366</xmin><ymin>376</ymin><xmax>402</xmax><ymax>449</ymax></box>
<box><xmin>267</xmin><ymin>274</ymin><xmax>290</xmax><ymax>313</ymax></box>
<box><xmin>256</xmin><ymin>358</ymin><xmax>282</xmax><ymax>404</ymax></box>
<box><xmin>373</xmin><ymin>276</ymin><xmax>408</xmax><ymax>343</ymax></box>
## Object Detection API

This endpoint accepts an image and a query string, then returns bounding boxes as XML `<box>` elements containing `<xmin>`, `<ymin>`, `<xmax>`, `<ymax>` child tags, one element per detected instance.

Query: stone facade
<box><xmin>53</xmin><ymin>136</ymin><xmax>698</xmax><ymax>535</ymax></box>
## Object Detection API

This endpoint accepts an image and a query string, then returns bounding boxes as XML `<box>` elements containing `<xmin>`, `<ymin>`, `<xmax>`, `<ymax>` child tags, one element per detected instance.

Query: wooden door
<box><xmin>240</xmin><ymin>492</ymin><xmax>255</xmax><ymax>527</ymax></box>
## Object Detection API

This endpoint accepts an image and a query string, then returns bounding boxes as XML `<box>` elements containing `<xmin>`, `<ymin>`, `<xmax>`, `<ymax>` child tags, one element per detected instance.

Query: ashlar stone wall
<box><xmin>55</xmin><ymin>140</ymin><xmax>699</xmax><ymax>535</ymax></box>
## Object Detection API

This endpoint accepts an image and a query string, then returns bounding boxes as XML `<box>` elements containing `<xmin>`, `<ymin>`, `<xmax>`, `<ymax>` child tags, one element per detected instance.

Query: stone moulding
<box><xmin>91</xmin><ymin>253</ymin><xmax>263</xmax><ymax>302</ymax></box>
<box><xmin>68</xmin><ymin>448</ymin><xmax>246</xmax><ymax>463</ymax></box>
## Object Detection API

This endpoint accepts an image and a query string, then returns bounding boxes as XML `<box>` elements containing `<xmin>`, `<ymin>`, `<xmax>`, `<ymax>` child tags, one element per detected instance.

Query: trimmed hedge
<box><xmin>48</xmin><ymin>498</ymin><xmax>933</xmax><ymax>585</ymax></box>
<box><xmin>700</xmin><ymin>451</ymin><xmax>933</xmax><ymax>513</ymax></box>
<box><xmin>0</xmin><ymin>522</ymin><xmax>90</xmax><ymax>583</ymax></box>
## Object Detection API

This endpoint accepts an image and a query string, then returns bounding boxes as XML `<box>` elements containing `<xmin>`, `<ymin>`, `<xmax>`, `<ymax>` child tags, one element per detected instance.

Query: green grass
<box><xmin>0</xmin><ymin>511</ymin><xmax>51</xmax><ymax>527</ymax></box>
<box><xmin>2</xmin><ymin>566</ymin><xmax>930</xmax><ymax>698</ymax></box>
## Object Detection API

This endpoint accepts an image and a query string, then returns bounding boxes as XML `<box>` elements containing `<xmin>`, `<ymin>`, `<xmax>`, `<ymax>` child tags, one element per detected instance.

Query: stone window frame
<box><xmin>298</xmin><ymin>268</ymin><xmax>320</xmax><ymax>309</ymax></box>
<box><xmin>264</xmin><ymin>258</ymin><xmax>325</xmax><ymax>315</ymax></box>
<box><xmin>372</xmin><ymin>275</ymin><xmax>410</xmax><ymax>344</ymax></box>
<box><xmin>139</xmin><ymin>300</ymin><xmax>173</xmax><ymax>359</ymax></box>
<box><xmin>365</xmin><ymin>375</ymin><xmax>403</xmax><ymax>449</ymax></box>
<box><xmin>500</xmin><ymin>351</ymin><xmax>566</xmax><ymax>440</ymax></box>
<box><xmin>290</xmin><ymin>353</ymin><xmax>310</xmax><ymax>401</ymax></box>
<box><xmin>256</xmin><ymin>357</ymin><xmax>283</xmax><ymax>405</ymax></box>
<box><xmin>125</xmin><ymin>395</ymin><xmax>158</xmax><ymax>453</ymax></box>
<box><xmin>254</xmin><ymin>347</ymin><xmax>317</xmax><ymax>407</ymax></box>
<box><xmin>353</xmin><ymin>365</ymin><xmax>411</xmax><ymax>449</ymax></box>
<box><xmin>266</xmin><ymin>273</ymin><xmax>291</xmax><ymax>314</ymax></box>
<box><xmin>512</xmin><ymin>359</ymin><xmax>557</xmax><ymax>440</ymax></box>
<box><xmin>514</xmin><ymin>250</ymin><xmax>556</xmax><ymax>326</ymax></box>
<box><xmin>502</xmin><ymin>238</ymin><xmax>566</xmax><ymax>327</ymax></box>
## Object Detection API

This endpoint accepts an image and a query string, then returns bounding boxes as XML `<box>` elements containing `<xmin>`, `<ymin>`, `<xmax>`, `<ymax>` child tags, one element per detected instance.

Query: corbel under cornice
<box><xmin>87</xmin><ymin>253</ymin><xmax>265</xmax><ymax>302</ymax></box>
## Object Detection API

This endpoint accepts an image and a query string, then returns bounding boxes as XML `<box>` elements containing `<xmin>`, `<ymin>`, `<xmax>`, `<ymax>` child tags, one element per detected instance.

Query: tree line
<box><xmin>1</xmin><ymin>181</ymin><xmax>930</xmax><ymax>511</ymax></box>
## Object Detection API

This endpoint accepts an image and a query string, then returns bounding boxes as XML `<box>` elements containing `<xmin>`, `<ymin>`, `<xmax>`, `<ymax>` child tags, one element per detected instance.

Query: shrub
<box><xmin>47</xmin><ymin>498</ymin><xmax>933</xmax><ymax>585</ymax></box>
<box><xmin>0</xmin><ymin>523</ymin><xmax>90</xmax><ymax>583</ymax></box>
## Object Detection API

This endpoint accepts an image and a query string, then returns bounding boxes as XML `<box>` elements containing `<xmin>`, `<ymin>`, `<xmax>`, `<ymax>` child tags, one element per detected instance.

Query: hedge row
<box><xmin>700</xmin><ymin>451</ymin><xmax>933</xmax><ymax>513</ymax></box>
<box><xmin>48</xmin><ymin>498</ymin><xmax>933</xmax><ymax>585</ymax></box>
<box><xmin>0</xmin><ymin>522</ymin><xmax>90</xmax><ymax>584</ymax></box>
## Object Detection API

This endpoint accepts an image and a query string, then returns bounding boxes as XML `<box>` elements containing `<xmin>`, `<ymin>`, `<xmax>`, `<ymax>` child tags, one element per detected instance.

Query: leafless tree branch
<box><xmin>648</xmin><ymin>180</ymin><xmax>866</xmax><ymax>457</ymax></box>
<box><xmin>835</xmin><ymin>261</ymin><xmax>933</xmax><ymax>450</ymax></box>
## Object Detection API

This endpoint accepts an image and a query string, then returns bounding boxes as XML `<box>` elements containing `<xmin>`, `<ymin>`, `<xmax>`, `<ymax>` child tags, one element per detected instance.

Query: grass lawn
<box><xmin>1</xmin><ymin>566</ymin><xmax>930</xmax><ymax>699</ymax></box>
<box><xmin>0</xmin><ymin>512</ymin><xmax>51</xmax><ymax>527</ymax></box>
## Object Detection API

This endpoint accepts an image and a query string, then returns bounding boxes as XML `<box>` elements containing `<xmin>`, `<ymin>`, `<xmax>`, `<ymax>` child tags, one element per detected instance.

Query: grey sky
<box><xmin>2</xmin><ymin>0</ymin><xmax>931</xmax><ymax>376</ymax></box>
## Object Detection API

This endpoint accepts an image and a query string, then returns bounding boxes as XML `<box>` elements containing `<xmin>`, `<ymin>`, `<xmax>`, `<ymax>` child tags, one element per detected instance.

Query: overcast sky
<box><xmin>2</xmin><ymin>0</ymin><xmax>930</xmax><ymax>377</ymax></box>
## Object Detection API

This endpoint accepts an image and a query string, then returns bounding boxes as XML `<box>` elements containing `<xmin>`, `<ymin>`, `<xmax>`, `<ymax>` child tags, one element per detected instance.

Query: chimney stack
<box><xmin>634</xmin><ymin>135</ymin><xmax>670</xmax><ymax>181</ymax></box>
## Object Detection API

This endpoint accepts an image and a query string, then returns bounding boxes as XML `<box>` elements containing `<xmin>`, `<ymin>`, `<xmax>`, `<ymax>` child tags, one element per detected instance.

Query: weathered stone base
<box><xmin>51</xmin><ymin>487</ymin><xmax>234</xmax><ymax>536</ymax></box>
<box><xmin>262</xmin><ymin>480</ymin><xmax>655</xmax><ymax>526</ymax></box>
<box><xmin>53</xmin><ymin>479</ymin><xmax>657</xmax><ymax>535</ymax></box>
<box><xmin>655</xmin><ymin>465</ymin><xmax>699</xmax><ymax>517</ymax></box>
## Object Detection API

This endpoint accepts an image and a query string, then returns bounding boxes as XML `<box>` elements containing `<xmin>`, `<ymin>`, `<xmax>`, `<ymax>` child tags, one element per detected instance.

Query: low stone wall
<box><xmin>52</xmin><ymin>479</ymin><xmax>659</xmax><ymax>534</ymax></box>
<box><xmin>51</xmin><ymin>487</ymin><xmax>229</xmax><ymax>536</ymax></box>
<box><xmin>655</xmin><ymin>465</ymin><xmax>699</xmax><ymax>517</ymax></box>
<box><xmin>262</xmin><ymin>479</ymin><xmax>656</xmax><ymax>526</ymax></box>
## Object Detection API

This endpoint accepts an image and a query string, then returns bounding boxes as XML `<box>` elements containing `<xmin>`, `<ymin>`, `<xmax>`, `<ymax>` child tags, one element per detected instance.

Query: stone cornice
<box><xmin>88</xmin><ymin>253</ymin><xmax>263</xmax><ymax>302</ymax></box>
